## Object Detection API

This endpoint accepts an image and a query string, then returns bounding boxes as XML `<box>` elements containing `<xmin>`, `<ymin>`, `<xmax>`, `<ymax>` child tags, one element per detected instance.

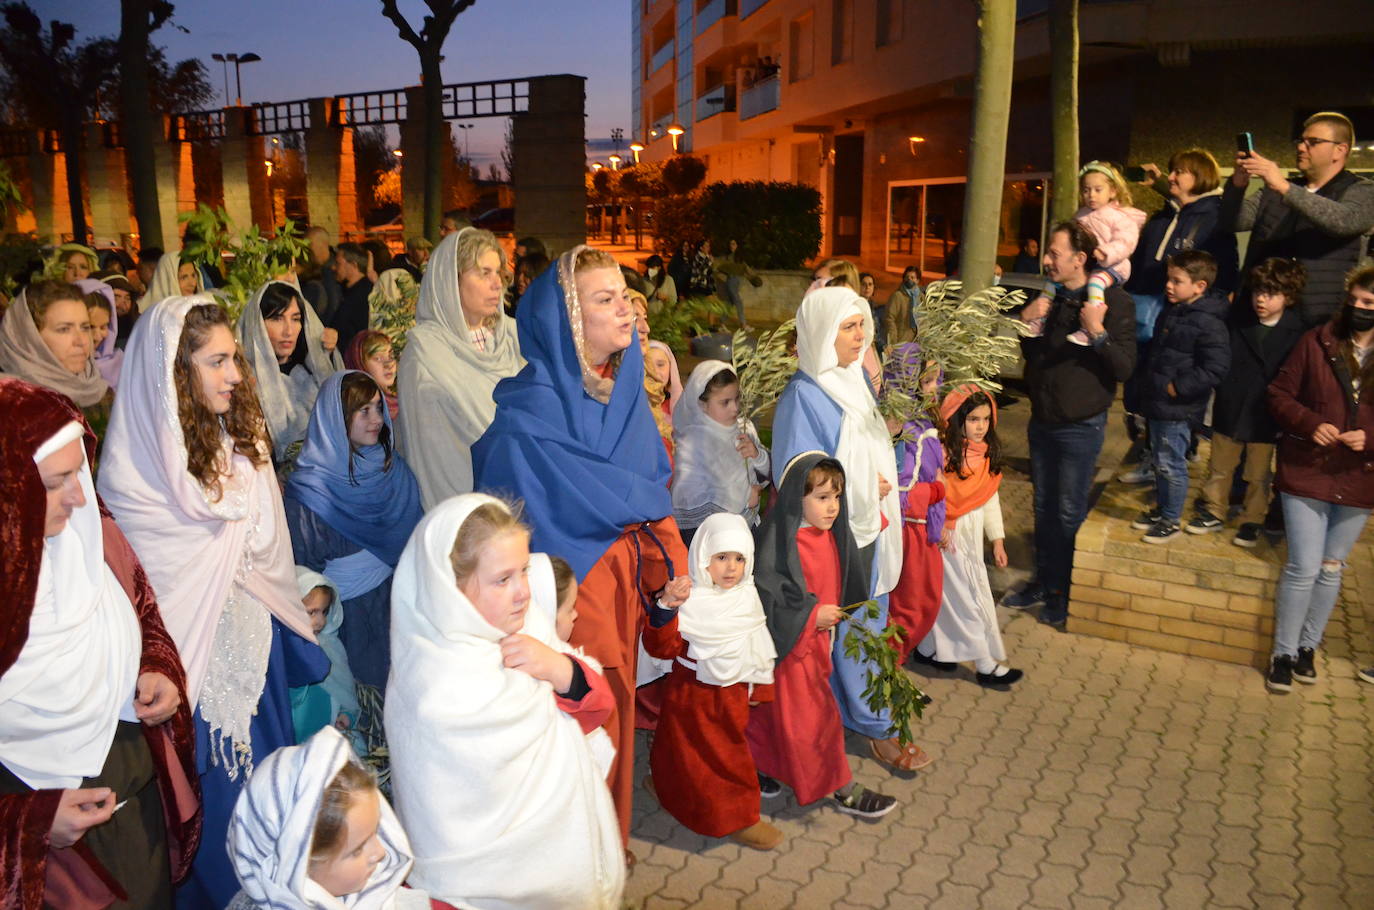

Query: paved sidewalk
<box><xmin>624</xmin><ymin>395</ymin><xmax>1374</xmax><ymax>909</ymax></box>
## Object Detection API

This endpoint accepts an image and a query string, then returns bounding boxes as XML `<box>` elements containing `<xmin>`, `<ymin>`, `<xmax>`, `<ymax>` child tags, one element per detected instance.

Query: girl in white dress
<box><xmin>917</xmin><ymin>384</ymin><xmax>1025</xmax><ymax>689</ymax></box>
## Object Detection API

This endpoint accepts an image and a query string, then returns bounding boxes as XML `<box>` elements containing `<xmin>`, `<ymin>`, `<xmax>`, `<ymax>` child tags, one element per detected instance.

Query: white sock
<box><xmin>975</xmin><ymin>658</ymin><xmax>1005</xmax><ymax>675</ymax></box>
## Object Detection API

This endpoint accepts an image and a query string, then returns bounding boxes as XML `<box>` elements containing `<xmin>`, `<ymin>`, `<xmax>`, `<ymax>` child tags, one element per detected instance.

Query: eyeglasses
<box><xmin>1294</xmin><ymin>136</ymin><xmax>1342</xmax><ymax>149</ymax></box>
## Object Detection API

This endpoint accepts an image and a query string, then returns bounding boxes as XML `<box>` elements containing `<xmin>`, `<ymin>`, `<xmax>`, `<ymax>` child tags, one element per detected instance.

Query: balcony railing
<box><xmin>650</xmin><ymin>39</ymin><xmax>675</xmax><ymax>74</ymax></box>
<box><xmin>695</xmin><ymin>0</ymin><xmax>735</xmax><ymax>34</ymax></box>
<box><xmin>648</xmin><ymin>112</ymin><xmax>675</xmax><ymax>140</ymax></box>
<box><xmin>695</xmin><ymin>84</ymin><xmax>736</xmax><ymax>121</ymax></box>
<box><xmin>739</xmin><ymin>73</ymin><xmax>779</xmax><ymax>120</ymax></box>
<box><xmin>740</xmin><ymin>0</ymin><xmax>769</xmax><ymax>19</ymax></box>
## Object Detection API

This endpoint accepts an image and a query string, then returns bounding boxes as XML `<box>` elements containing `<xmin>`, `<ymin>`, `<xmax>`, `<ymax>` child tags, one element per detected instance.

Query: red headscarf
<box><xmin>939</xmin><ymin>383</ymin><xmax>1000</xmax><ymax>520</ymax></box>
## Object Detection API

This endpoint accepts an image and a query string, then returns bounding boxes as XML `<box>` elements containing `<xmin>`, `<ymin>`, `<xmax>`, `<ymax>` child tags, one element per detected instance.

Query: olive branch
<box><xmin>839</xmin><ymin>599</ymin><xmax>927</xmax><ymax>748</ymax></box>
<box><xmin>731</xmin><ymin>318</ymin><xmax>796</xmax><ymax>432</ymax></box>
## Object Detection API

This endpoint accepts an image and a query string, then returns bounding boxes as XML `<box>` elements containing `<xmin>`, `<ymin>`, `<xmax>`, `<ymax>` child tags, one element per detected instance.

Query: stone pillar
<box><xmin>154</xmin><ymin>115</ymin><xmax>194</xmax><ymax>249</ymax></box>
<box><xmin>400</xmin><ymin>85</ymin><xmax>458</xmax><ymax>238</ymax></box>
<box><xmin>85</xmin><ymin>122</ymin><xmax>133</xmax><ymax>244</ymax></box>
<box><xmin>221</xmin><ymin>106</ymin><xmax>272</xmax><ymax>231</ymax></box>
<box><xmin>304</xmin><ymin>97</ymin><xmax>360</xmax><ymax>237</ymax></box>
<box><xmin>27</xmin><ymin>133</ymin><xmax>72</xmax><ymax>242</ymax></box>
<box><xmin>513</xmin><ymin>75</ymin><xmax>587</xmax><ymax>257</ymax></box>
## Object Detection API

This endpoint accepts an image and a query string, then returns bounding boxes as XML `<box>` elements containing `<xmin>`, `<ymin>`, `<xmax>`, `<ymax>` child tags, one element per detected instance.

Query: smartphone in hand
<box><xmin>1236</xmin><ymin>132</ymin><xmax>1255</xmax><ymax>157</ymax></box>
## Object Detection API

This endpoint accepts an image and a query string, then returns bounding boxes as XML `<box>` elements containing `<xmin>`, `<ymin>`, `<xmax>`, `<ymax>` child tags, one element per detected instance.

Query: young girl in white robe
<box><xmin>916</xmin><ymin>385</ymin><xmax>1025</xmax><ymax>688</ymax></box>
<box><xmin>385</xmin><ymin>494</ymin><xmax>624</xmax><ymax>910</ymax></box>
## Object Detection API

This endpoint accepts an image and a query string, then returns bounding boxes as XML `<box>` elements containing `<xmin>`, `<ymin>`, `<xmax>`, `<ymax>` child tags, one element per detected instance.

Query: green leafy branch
<box><xmin>731</xmin><ymin>318</ymin><xmax>796</xmax><ymax>430</ymax></box>
<box><xmin>369</xmin><ymin>269</ymin><xmax>420</xmax><ymax>353</ymax></box>
<box><xmin>914</xmin><ymin>278</ymin><xmax>1030</xmax><ymax>394</ymax></box>
<box><xmin>840</xmin><ymin>599</ymin><xmax>927</xmax><ymax>748</ymax></box>
<box><xmin>179</xmin><ymin>205</ymin><xmax>309</xmax><ymax>322</ymax></box>
<box><xmin>646</xmin><ymin>294</ymin><xmax>734</xmax><ymax>355</ymax></box>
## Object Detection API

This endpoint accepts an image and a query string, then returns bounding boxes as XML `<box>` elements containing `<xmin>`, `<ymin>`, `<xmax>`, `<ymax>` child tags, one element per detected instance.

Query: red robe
<box><xmin>569</xmin><ymin>517</ymin><xmax>688</xmax><ymax>844</ymax></box>
<box><xmin>555</xmin><ymin>657</ymin><xmax>617</xmax><ymax>735</ymax></box>
<box><xmin>744</xmin><ymin>527</ymin><xmax>850</xmax><ymax>805</ymax></box>
<box><xmin>888</xmin><ymin>480</ymin><xmax>947</xmax><ymax>663</ymax></box>
<box><xmin>0</xmin><ymin>512</ymin><xmax>201</xmax><ymax>910</ymax></box>
<box><xmin>642</xmin><ymin>616</ymin><xmax>774</xmax><ymax>837</ymax></box>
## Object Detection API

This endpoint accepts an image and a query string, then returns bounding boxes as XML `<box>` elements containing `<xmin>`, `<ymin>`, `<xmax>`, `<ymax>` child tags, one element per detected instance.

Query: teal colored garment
<box><xmin>290</xmin><ymin>684</ymin><xmax>332</xmax><ymax>739</ymax></box>
<box><xmin>289</xmin><ymin>568</ymin><xmax>364</xmax><ymax>754</ymax></box>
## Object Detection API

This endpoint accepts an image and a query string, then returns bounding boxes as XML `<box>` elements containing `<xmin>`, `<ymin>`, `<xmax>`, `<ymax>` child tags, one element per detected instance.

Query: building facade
<box><xmin>631</xmin><ymin>0</ymin><xmax>1374</xmax><ymax>276</ymax></box>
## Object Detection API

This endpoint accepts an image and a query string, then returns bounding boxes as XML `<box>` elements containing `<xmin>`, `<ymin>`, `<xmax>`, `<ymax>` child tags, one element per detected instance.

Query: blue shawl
<box><xmin>284</xmin><ymin>370</ymin><xmax>422</xmax><ymax>567</ymax></box>
<box><xmin>472</xmin><ymin>255</ymin><xmax>673</xmax><ymax>581</ymax></box>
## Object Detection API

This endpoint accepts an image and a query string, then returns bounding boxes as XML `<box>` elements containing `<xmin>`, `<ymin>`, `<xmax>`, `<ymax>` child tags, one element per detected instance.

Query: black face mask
<box><xmin>1348</xmin><ymin>306</ymin><xmax>1374</xmax><ymax>333</ymax></box>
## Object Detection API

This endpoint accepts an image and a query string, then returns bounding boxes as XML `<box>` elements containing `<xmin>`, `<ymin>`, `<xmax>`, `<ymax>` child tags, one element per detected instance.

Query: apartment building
<box><xmin>630</xmin><ymin>0</ymin><xmax>1374</xmax><ymax>276</ymax></box>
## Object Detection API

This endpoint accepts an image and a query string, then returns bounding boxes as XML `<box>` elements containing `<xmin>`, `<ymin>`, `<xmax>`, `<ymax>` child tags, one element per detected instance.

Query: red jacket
<box><xmin>1268</xmin><ymin>324</ymin><xmax>1374</xmax><ymax>509</ymax></box>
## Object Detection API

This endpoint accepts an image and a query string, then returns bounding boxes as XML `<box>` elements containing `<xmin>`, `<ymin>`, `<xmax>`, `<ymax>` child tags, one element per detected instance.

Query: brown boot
<box><xmin>729</xmin><ymin>819</ymin><xmax>784</xmax><ymax>850</ymax></box>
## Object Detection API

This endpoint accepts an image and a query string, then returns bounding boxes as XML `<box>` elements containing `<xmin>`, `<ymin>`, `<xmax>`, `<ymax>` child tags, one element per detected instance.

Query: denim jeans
<box><xmin>1272</xmin><ymin>493</ymin><xmax>1370</xmax><ymax>658</ymax></box>
<box><xmin>1028</xmin><ymin>411</ymin><xmax>1107</xmax><ymax>613</ymax></box>
<box><xmin>1148</xmin><ymin>419</ymin><xmax>1191</xmax><ymax>523</ymax></box>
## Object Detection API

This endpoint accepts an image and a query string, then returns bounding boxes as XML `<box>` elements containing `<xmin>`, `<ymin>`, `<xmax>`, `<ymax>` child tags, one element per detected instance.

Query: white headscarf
<box><xmin>670</xmin><ymin>360</ymin><xmax>768</xmax><ymax>523</ymax></box>
<box><xmin>795</xmin><ymin>287</ymin><xmax>903</xmax><ymax>594</ymax></box>
<box><xmin>77</xmin><ymin>278</ymin><xmax>125</xmax><ymax>388</ymax></box>
<box><xmin>237</xmin><ymin>280</ymin><xmax>342</xmax><ymax>463</ymax></box>
<box><xmin>98</xmin><ymin>295</ymin><xmax>317</xmax><ymax>770</ymax></box>
<box><xmin>676</xmin><ymin>513</ymin><xmax>776</xmax><ymax>688</ymax></box>
<box><xmin>139</xmin><ymin>252</ymin><xmax>203</xmax><ymax>312</ymax></box>
<box><xmin>0</xmin><ymin>287</ymin><xmax>109</xmax><ymax>407</ymax></box>
<box><xmin>394</xmin><ymin>229</ymin><xmax>524</xmax><ymax>508</ymax></box>
<box><xmin>226</xmin><ymin>727</ymin><xmax>414</xmax><ymax>910</ymax></box>
<box><xmin>0</xmin><ymin>422</ymin><xmax>141</xmax><ymax>790</ymax></box>
<box><xmin>385</xmin><ymin>494</ymin><xmax>624</xmax><ymax>909</ymax></box>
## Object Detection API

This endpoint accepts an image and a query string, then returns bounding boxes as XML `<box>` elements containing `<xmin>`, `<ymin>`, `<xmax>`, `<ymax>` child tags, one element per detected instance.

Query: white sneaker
<box><xmin>1066</xmin><ymin>329</ymin><xmax>1091</xmax><ymax>346</ymax></box>
<box><xmin>1117</xmin><ymin>464</ymin><xmax>1154</xmax><ymax>484</ymax></box>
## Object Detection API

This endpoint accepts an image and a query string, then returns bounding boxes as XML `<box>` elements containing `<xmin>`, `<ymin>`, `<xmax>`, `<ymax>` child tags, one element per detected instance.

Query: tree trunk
<box><xmin>60</xmin><ymin>112</ymin><xmax>88</xmax><ymax>244</ymax></box>
<box><xmin>959</xmin><ymin>0</ymin><xmax>1016</xmax><ymax>295</ymax></box>
<box><xmin>420</xmin><ymin>53</ymin><xmax>445</xmax><ymax>242</ymax></box>
<box><xmin>1049</xmin><ymin>0</ymin><xmax>1079</xmax><ymax>226</ymax></box>
<box><xmin>118</xmin><ymin>0</ymin><xmax>163</xmax><ymax>250</ymax></box>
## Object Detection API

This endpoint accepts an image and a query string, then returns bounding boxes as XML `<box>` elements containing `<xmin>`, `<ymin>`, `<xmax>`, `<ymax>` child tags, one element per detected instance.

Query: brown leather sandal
<box><xmin>869</xmin><ymin>737</ymin><xmax>935</xmax><ymax>771</ymax></box>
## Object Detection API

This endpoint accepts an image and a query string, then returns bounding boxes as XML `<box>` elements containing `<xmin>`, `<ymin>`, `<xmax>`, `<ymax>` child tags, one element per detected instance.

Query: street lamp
<box><xmin>666</xmin><ymin>123</ymin><xmax>684</xmax><ymax>153</ymax></box>
<box><xmin>608</xmin><ymin>154</ymin><xmax>622</xmax><ymax>170</ymax></box>
<box><xmin>456</xmin><ymin>123</ymin><xmax>473</xmax><ymax>160</ymax></box>
<box><xmin>213</xmin><ymin>52</ymin><xmax>261</xmax><ymax>105</ymax></box>
<box><xmin>392</xmin><ymin>149</ymin><xmax>404</xmax><ymax>158</ymax></box>
<box><xmin>629</xmin><ymin>141</ymin><xmax>645</xmax><ymax>164</ymax></box>
<box><xmin>907</xmin><ymin>135</ymin><xmax>926</xmax><ymax>157</ymax></box>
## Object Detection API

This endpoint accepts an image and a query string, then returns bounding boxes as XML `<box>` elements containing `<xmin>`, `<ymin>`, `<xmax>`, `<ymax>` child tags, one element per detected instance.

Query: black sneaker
<box><xmin>1263</xmin><ymin>513</ymin><xmax>1285</xmax><ymax>544</ymax></box>
<box><xmin>1142</xmin><ymin>520</ymin><xmax>1181</xmax><ymax>544</ymax></box>
<box><xmin>1233</xmin><ymin>523</ymin><xmax>1261</xmax><ymax>548</ymax></box>
<box><xmin>1186</xmin><ymin>509</ymin><xmax>1224</xmax><ymax>535</ymax></box>
<box><xmin>1293</xmin><ymin>648</ymin><xmax>1317</xmax><ymax>684</ymax></box>
<box><xmin>1001</xmin><ymin>584</ymin><xmax>1046</xmax><ymax>610</ymax></box>
<box><xmin>1358</xmin><ymin>667</ymin><xmax>1374</xmax><ymax>685</ymax></box>
<box><xmin>758</xmin><ymin>774</ymin><xmax>783</xmax><ymax>798</ymax></box>
<box><xmin>1131</xmin><ymin>509</ymin><xmax>1163</xmax><ymax>530</ymax></box>
<box><xmin>1266</xmin><ymin>655</ymin><xmax>1294</xmax><ymax>694</ymax></box>
<box><xmin>833</xmin><ymin>785</ymin><xmax>898</xmax><ymax>819</ymax></box>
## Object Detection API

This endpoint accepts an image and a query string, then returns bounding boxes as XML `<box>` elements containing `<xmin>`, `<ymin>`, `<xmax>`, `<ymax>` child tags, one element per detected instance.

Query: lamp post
<box><xmin>456</xmin><ymin>123</ymin><xmax>473</xmax><ymax>161</ymax></box>
<box><xmin>666</xmin><ymin>123</ymin><xmax>684</xmax><ymax>153</ymax></box>
<box><xmin>210</xmin><ymin>54</ymin><xmax>231</xmax><ymax>106</ymax></box>
<box><xmin>608</xmin><ymin>154</ymin><xmax>622</xmax><ymax>170</ymax></box>
<box><xmin>214</xmin><ymin>52</ymin><xmax>262</xmax><ymax>105</ymax></box>
<box><xmin>629</xmin><ymin>141</ymin><xmax>644</xmax><ymax>164</ymax></box>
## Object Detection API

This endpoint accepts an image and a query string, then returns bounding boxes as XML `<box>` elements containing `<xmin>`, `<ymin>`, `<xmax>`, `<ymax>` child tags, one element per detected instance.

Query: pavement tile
<box><xmin>980</xmin><ymin>871</ymin><xmax>1034</xmax><ymax>909</ymax></box>
<box><xmin>1027</xmin><ymin>861</ymin><xmax>1081</xmax><ymax>907</ymax></box>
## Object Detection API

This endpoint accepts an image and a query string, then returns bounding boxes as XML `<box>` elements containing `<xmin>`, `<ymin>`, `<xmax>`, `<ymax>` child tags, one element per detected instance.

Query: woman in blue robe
<box><xmin>770</xmin><ymin>287</ymin><xmax>933</xmax><ymax>772</ymax></box>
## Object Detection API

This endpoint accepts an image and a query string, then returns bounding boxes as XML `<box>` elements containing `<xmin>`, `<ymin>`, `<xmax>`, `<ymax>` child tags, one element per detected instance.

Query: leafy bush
<box><xmin>701</xmin><ymin>181</ymin><xmax>822</xmax><ymax>270</ymax></box>
<box><xmin>646</xmin><ymin>294</ymin><xmax>733</xmax><ymax>354</ymax></box>
<box><xmin>651</xmin><ymin>191</ymin><xmax>706</xmax><ymax>258</ymax></box>
<box><xmin>179</xmin><ymin>204</ymin><xmax>309</xmax><ymax>321</ymax></box>
<box><xmin>662</xmin><ymin>155</ymin><xmax>708</xmax><ymax>195</ymax></box>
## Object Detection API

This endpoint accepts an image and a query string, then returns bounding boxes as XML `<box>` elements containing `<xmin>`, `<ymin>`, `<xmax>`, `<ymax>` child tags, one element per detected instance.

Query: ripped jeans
<box><xmin>1272</xmin><ymin>493</ymin><xmax>1371</xmax><ymax>658</ymax></box>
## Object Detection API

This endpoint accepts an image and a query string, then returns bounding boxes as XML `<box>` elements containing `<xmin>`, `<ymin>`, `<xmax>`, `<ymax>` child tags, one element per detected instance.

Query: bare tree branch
<box><xmin>378</xmin><ymin>0</ymin><xmax>423</xmax><ymax>51</ymax></box>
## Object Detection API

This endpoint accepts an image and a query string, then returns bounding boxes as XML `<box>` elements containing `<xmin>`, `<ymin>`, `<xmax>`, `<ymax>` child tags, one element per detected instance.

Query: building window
<box><xmin>789</xmin><ymin>12</ymin><xmax>814</xmax><ymax>82</ymax></box>
<box><xmin>886</xmin><ymin>175</ymin><xmax>1048</xmax><ymax>277</ymax></box>
<box><xmin>876</xmin><ymin>0</ymin><xmax>904</xmax><ymax>47</ymax></box>
<box><xmin>830</xmin><ymin>0</ymin><xmax>853</xmax><ymax>65</ymax></box>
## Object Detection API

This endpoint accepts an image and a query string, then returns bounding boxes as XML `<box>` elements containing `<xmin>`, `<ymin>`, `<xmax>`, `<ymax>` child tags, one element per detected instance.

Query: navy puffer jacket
<box><xmin>1142</xmin><ymin>293</ymin><xmax>1231</xmax><ymax>422</ymax></box>
<box><xmin>1127</xmin><ymin>191</ymin><xmax>1240</xmax><ymax>296</ymax></box>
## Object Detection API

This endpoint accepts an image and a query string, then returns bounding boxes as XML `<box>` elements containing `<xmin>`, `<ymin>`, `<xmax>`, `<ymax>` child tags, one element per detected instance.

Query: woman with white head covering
<box><xmin>641</xmin><ymin>512</ymin><xmax>780</xmax><ymax>848</ymax></box>
<box><xmin>98</xmin><ymin>296</ymin><xmax>327</xmax><ymax>908</ymax></box>
<box><xmin>0</xmin><ymin>378</ymin><xmax>199</xmax><ymax>909</ymax></box>
<box><xmin>385</xmin><ymin>493</ymin><xmax>624</xmax><ymax>909</ymax></box>
<box><xmin>139</xmin><ymin>251</ymin><xmax>204</xmax><ymax>312</ymax></box>
<box><xmin>395</xmin><ymin>227</ymin><xmax>524</xmax><ymax>508</ymax></box>
<box><xmin>0</xmin><ymin>280</ymin><xmax>111</xmax><ymax>433</ymax></box>
<box><xmin>238</xmin><ymin>280</ymin><xmax>343</xmax><ymax>467</ymax></box>
<box><xmin>225</xmin><ymin>727</ymin><xmax>425</xmax><ymax>910</ymax></box>
<box><xmin>77</xmin><ymin>277</ymin><xmax>125</xmax><ymax>388</ymax></box>
<box><xmin>769</xmin><ymin>286</ymin><xmax>930</xmax><ymax>772</ymax></box>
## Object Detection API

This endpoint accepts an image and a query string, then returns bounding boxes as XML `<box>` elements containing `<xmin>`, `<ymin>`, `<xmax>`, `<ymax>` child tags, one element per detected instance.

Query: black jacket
<box><xmin>1126</xmin><ymin>192</ymin><xmax>1239</xmax><ymax>296</ymax></box>
<box><xmin>1211</xmin><ymin>307</ymin><xmax>1306</xmax><ymax>442</ymax></box>
<box><xmin>1142</xmin><ymin>293</ymin><xmax>1230</xmax><ymax>423</ymax></box>
<box><xmin>1022</xmin><ymin>284</ymin><xmax>1137</xmax><ymax>424</ymax></box>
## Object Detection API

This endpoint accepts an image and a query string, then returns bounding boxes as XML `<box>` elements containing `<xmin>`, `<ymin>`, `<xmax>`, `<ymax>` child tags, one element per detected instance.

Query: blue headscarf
<box><xmin>285</xmin><ymin>370</ymin><xmax>422</xmax><ymax>566</ymax></box>
<box><xmin>472</xmin><ymin>249</ymin><xmax>672</xmax><ymax>580</ymax></box>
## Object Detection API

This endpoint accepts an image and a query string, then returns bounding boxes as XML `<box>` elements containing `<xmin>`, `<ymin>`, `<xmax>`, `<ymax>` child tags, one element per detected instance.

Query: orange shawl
<box><xmin>940</xmin><ymin>382</ymin><xmax>1000</xmax><ymax>520</ymax></box>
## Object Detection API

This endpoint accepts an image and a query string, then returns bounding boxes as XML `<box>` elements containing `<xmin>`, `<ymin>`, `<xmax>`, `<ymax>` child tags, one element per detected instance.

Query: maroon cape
<box><xmin>0</xmin><ymin>378</ymin><xmax>201</xmax><ymax>910</ymax></box>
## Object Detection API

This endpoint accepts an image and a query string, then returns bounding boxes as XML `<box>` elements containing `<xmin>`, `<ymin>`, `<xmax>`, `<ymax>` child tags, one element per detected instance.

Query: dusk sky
<box><xmin>44</xmin><ymin>0</ymin><xmax>634</xmax><ymax>169</ymax></box>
